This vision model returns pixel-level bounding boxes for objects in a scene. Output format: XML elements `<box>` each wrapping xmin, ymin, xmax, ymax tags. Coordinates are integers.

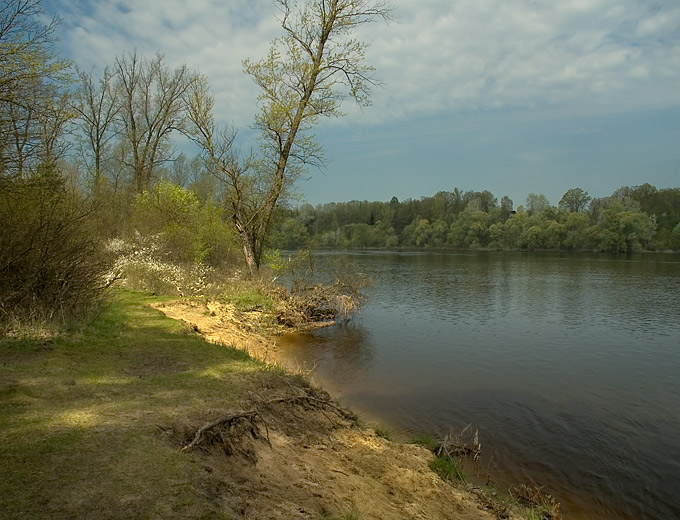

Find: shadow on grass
<box><xmin>0</xmin><ymin>289</ymin><xmax>276</xmax><ymax>520</ymax></box>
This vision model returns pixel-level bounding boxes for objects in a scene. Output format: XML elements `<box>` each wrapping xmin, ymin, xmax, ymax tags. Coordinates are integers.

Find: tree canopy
<box><xmin>267</xmin><ymin>185</ymin><xmax>680</xmax><ymax>253</ymax></box>
<box><xmin>187</xmin><ymin>0</ymin><xmax>393</xmax><ymax>274</ymax></box>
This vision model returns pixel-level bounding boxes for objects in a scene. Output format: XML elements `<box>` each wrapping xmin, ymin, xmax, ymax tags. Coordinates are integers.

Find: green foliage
<box><xmin>0</xmin><ymin>170</ymin><xmax>111</xmax><ymax>328</ymax></box>
<box><xmin>374</xmin><ymin>426</ymin><xmax>392</xmax><ymax>441</ymax></box>
<box><xmin>268</xmin><ymin>184</ymin><xmax>677</xmax><ymax>252</ymax></box>
<box><xmin>672</xmin><ymin>223</ymin><xmax>680</xmax><ymax>251</ymax></box>
<box><xmin>279</xmin><ymin>217</ymin><xmax>310</xmax><ymax>249</ymax></box>
<box><xmin>525</xmin><ymin>193</ymin><xmax>552</xmax><ymax>216</ymax></box>
<box><xmin>262</xmin><ymin>249</ymin><xmax>288</xmax><ymax>273</ymax></box>
<box><xmin>232</xmin><ymin>291</ymin><xmax>274</xmax><ymax>312</ymax></box>
<box><xmin>559</xmin><ymin>188</ymin><xmax>591</xmax><ymax>213</ymax></box>
<box><xmin>429</xmin><ymin>456</ymin><xmax>467</xmax><ymax>484</ymax></box>
<box><xmin>130</xmin><ymin>181</ymin><xmax>237</xmax><ymax>267</ymax></box>
<box><xmin>412</xmin><ymin>433</ymin><xmax>440</xmax><ymax>452</ymax></box>
<box><xmin>596</xmin><ymin>200</ymin><xmax>656</xmax><ymax>252</ymax></box>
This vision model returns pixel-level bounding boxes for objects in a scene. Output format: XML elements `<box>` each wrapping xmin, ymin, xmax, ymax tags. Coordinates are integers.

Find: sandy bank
<box><xmin>152</xmin><ymin>299</ymin><xmax>509</xmax><ymax>520</ymax></box>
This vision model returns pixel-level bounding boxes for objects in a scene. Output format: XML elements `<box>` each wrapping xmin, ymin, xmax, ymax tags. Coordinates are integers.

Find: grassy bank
<box><xmin>1</xmin><ymin>288</ymin><xmax>559</xmax><ymax>520</ymax></box>
<box><xmin>0</xmin><ymin>289</ymin><xmax>278</xmax><ymax>519</ymax></box>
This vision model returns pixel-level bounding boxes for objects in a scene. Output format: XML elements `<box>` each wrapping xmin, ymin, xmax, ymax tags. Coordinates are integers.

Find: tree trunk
<box><xmin>233</xmin><ymin>213</ymin><xmax>258</xmax><ymax>276</ymax></box>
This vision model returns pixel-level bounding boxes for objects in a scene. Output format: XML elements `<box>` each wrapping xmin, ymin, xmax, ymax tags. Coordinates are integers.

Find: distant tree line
<box><xmin>269</xmin><ymin>185</ymin><xmax>680</xmax><ymax>252</ymax></box>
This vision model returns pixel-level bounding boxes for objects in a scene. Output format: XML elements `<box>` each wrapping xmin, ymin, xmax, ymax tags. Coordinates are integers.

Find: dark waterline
<box><xmin>276</xmin><ymin>251</ymin><xmax>680</xmax><ymax>520</ymax></box>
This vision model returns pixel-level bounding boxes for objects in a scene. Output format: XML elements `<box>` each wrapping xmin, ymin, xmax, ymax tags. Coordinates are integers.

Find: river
<box><xmin>276</xmin><ymin>251</ymin><xmax>680</xmax><ymax>520</ymax></box>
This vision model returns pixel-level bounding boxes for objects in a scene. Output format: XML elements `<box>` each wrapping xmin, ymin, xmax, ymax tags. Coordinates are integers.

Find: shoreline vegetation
<box><xmin>1</xmin><ymin>287</ymin><xmax>561</xmax><ymax>520</ymax></box>
<box><xmin>271</xmin><ymin>185</ymin><xmax>680</xmax><ymax>254</ymax></box>
<box><xmin>5</xmin><ymin>3</ymin><xmax>670</xmax><ymax>517</ymax></box>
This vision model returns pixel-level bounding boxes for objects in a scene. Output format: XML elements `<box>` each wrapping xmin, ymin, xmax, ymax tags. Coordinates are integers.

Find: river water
<box><xmin>276</xmin><ymin>251</ymin><xmax>680</xmax><ymax>520</ymax></box>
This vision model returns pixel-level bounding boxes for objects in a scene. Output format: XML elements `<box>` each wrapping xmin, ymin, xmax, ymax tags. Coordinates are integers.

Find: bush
<box><xmin>275</xmin><ymin>252</ymin><xmax>371</xmax><ymax>326</ymax></box>
<box><xmin>0</xmin><ymin>170</ymin><xmax>112</xmax><ymax>328</ymax></box>
<box><xmin>130</xmin><ymin>181</ymin><xmax>238</xmax><ymax>267</ymax></box>
<box><xmin>106</xmin><ymin>233</ymin><xmax>226</xmax><ymax>297</ymax></box>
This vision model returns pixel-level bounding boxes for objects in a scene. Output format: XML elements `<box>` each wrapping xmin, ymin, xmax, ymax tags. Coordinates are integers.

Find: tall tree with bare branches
<box><xmin>0</xmin><ymin>0</ymin><xmax>71</xmax><ymax>177</ymax></box>
<box><xmin>115</xmin><ymin>51</ymin><xmax>199</xmax><ymax>193</ymax></box>
<box><xmin>187</xmin><ymin>0</ymin><xmax>392</xmax><ymax>275</ymax></box>
<box><xmin>73</xmin><ymin>67</ymin><xmax>119</xmax><ymax>198</ymax></box>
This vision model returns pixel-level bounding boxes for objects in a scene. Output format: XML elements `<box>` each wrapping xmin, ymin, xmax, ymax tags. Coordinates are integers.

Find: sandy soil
<box><xmin>153</xmin><ymin>299</ymin><xmax>501</xmax><ymax>520</ymax></box>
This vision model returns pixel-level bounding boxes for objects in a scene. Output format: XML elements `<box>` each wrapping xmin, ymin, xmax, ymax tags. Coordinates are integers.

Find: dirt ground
<box><xmin>153</xmin><ymin>299</ymin><xmax>501</xmax><ymax>520</ymax></box>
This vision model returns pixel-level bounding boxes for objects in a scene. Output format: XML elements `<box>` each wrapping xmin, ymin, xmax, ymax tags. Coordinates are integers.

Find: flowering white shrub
<box><xmin>105</xmin><ymin>233</ymin><xmax>220</xmax><ymax>297</ymax></box>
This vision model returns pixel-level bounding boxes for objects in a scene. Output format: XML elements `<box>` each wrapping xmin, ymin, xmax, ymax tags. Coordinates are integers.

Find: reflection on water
<box><xmin>277</xmin><ymin>251</ymin><xmax>680</xmax><ymax>520</ymax></box>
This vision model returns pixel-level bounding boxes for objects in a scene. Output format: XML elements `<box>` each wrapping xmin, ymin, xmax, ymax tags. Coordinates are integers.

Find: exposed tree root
<box><xmin>180</xmin><ymin>392</ymin><xmax>354</xmax><ymax>454</ymax></box>
<box><xmin>181</xmin><ymin>410</ymin><xmax>261</xmax><ymax>453</ymax></box>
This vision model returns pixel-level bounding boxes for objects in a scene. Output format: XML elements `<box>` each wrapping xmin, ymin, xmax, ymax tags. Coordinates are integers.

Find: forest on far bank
<box><xmin>269</xmin><ymin>185</ymin><xmax>680</xmax><ymax>253</ymax></box>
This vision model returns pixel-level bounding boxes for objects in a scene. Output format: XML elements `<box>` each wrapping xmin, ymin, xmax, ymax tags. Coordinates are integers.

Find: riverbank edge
<box><xmin>152</xmin><ymin>296</ymin><xmax>560</xmax><ymax>520</ymax></box>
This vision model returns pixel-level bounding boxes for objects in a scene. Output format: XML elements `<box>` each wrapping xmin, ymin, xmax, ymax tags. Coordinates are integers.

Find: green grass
<box><xmin>374</xmin><ymin>425</ymin><xmax>392</xmax><ymax>441</ymax></box>
<box><xmin>231</xmin><ymin>290</ymin><xmax>273</xmax><ymax>312</ymax></box>
<box><xmin>0</xmin><ymin>289</ymin><xmax>271</xmax><ymax>520</ymax></box>
<box><xmin>412</xmin><ymin>433</ymin><xmax>440</xmax><ymax>452</ymax></box>
<box><xmin>429</xmin><ymin>455</ymin><xmax>467</xmax><ymax>484</ymax></box>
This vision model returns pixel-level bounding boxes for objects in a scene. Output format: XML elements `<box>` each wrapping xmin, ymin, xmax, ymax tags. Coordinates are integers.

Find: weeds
<box><xmin>511</xmin><ymin>484</ymin><xmax>561</xmax><ymax>520</ymax></box>
<box><xmin>374</xmin><ymin>426</ymin><xmax>392</xmax><ymax>441</ymax></box>
<box><xmin>430</xmin><ymin>455</ymin><xmax>467</xmax><ymax>484</ymax></box>
<box><xmin>412</xmin><ymin>433</ymin><xmax>440</xmax><ymax>452</ymax></box>
<box><xmin>414</xmin><ymin>427</ymin><xmax>560</xmax><ymax>520</ymax></box>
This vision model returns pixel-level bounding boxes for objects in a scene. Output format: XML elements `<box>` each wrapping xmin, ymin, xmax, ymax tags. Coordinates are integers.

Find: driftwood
<box><xmin>180</xmin><ymin>394</ymin><xmax>353</xmax><ymax>453</ymax></box>
<box><xmin>436</xmin><ymin>424</ymin><xmax>482</xmax><ymax>462</ymax></box>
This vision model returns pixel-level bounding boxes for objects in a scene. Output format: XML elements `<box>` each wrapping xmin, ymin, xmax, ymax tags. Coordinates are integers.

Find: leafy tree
<box><xmin>1</xmin><ymin>167</ymin><xmax>111</xmax><ymax>324</ymax></box>
<box><xmin>499</xmin><ymin>195</ymin><xmax>514</xmax><ymax>221</ymax></box>
<box><xmin>671</xmin><ymin>223</ymin><xmax>680</xmax><ymax>251</ymax></box>
<box><xmin>187</xmin><ymin>0</ymin><xmax>393</xmax><ymax>275</ymax></box>
<box><xmin>522</xmin><ymin>225</ymin><xmax>545</xmax><ymax>250</ymax></box>
<box><xmin>558</xmin><ymin>188</ymin><xmax>591</xmax><ymax>213</ymax></box>
<box><xmin>562</xmin><ymin>212</ymin><xmax>593</xmax><ymax>251</ymax></box>
<box><xmin>525</xmin><ymin>193</ymin><xmax>551</xmax><ymax>216</ymax></box>
<box><xmin>279</xmin><ymin>216</ymin><xmax>310</xmax><ymax>249</ymax></box>
<box><xmin>544</xmin><ymin>220</ymin><xmax>566</xmax><ymax>249</ymax></box>
<box><xmin>448</xmin><ymin>207</ymin><xmax>492</xmax><ymax>248</ymax></box>
<box><xmin>597</xmin><ymin>200</ymin><xmax>656</xmax><ymax>253</ymax></box>
<box><xmin>131</xmin><ymin>181</ymin><xmax>236</xmax><ymax>265</ymax></box>
<box><xmin>501</xmin><ymin>207</ymin><xmax>529</xmax><ymax>249</ymax></box>
<box><xmin>412</xmin><ymin>218</ymin><xmax>433</xmax><ymax>247</ymax></box>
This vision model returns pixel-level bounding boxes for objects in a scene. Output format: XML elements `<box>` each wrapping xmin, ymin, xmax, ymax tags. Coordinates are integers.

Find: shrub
<box><xmin>106</xmin><ymin>233</ymin><xmax>225</xmax><ymax>297</ymax></box>
<box><xmin>275</xmin><ymin>252</ymin><xmax>371</xmax><ymax>326</ymax></box>
<box><xmin>130</xmin><ymin>181</ymin><xmax>238</xmax><ymax>267</ymax></box>
<box><xmin>0</xmin><ymin>170</ymin><xmax>112</xmax><ymax>328</ymax></box>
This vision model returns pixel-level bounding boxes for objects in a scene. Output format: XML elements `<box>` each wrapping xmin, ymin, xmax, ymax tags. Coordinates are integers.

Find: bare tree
<box><xmin>187</xmin><ymin>0</ymin><xmax>392</xmax><ymax>275</ymax></box>
<box><xmin>115</xmin><ymin>51</ymin><xmax>198</xmax><ymax>193</ymax></box>
<box><xmin>0</xmin><ymin>0</ymin><xmax>71</xmax><ymax>177</ymax></box>
<box><xmin>73</xmin><ymin>67</ymin><xmax>119</xmax><ymax>198</ymax></box>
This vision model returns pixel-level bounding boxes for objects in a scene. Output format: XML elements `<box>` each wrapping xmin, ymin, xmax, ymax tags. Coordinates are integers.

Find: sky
<box><xmin>43</xmin><ymin>0</ymin><xmax>680</xmax><ymax>208</ymax></box>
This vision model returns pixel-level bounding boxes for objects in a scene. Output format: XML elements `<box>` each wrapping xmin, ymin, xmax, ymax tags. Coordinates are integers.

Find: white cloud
<box><xmin>51</xmin><ymin>0</ymin><xmax>680</xmax><ymax>128</ymax></box>
<box><xmin>348</xmin><ymin>0</ymin><xmax>680</xmax><ymax>122</ymax></box>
